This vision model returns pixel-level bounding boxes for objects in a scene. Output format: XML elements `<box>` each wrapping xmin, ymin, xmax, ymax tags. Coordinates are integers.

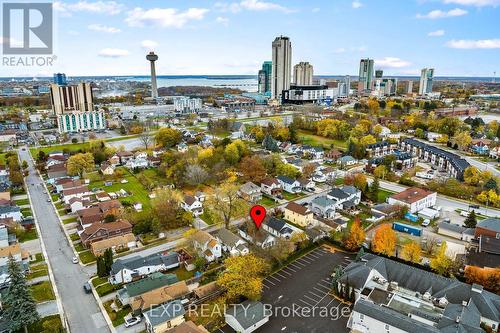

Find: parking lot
<box><xmin>219</xmin><ymin>246</ymin><xmax>354</xmax><ymax>333</ymax></box>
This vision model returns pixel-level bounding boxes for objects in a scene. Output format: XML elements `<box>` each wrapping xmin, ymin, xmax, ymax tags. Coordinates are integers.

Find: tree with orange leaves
<box><xmin>371</xmin><ymin>224</ymin><xmax>397</xmax><ymax>256</ymax></box>
<box><xmin>464</xmin><ymin>266</ymin><xmax>500</xmax><ymax>294</ymax></box>
<box><xmin>343</xmin><ymin>218</ymin><xmax>366</xmax><ymax>251</ymax></box>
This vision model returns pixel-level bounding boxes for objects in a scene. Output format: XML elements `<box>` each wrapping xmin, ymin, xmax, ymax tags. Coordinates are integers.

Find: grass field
<box><xmin>297</xmin><ymin>130</ymin><xmax>348</xmax><ymax>150</ymax></box>
<box><xmin>23</xmin><ymin>315</ymin><xmax>63</xmax><ymax>333</ymax></box>
<box><xmin>88</xmin><ymin>168</ymin><xmax>151</xmax><ymax>208</ymax></box>
<box><xmin>30</xmin><ymin>281</ymin><xmax>55</xmax><ymax>302</ymax></box>
<box><xmin>377</xmin><ymin>189</ymin><xmax>394</xmax><ymax>203</ymax></box>
<box><xmin>15</xmin><ymin>198</ymin><xmax>30</xmax><ymax>206</ymax></box>
<box><xmin>79</xmin><ymin>250</ymin><xmax>96</xmax><ymax>264</ymax></box>
<box><xmin>19</xmin><ymin>229</ymin><xmax>38</xmax><ymax>242</ymax></box>
<box><xmin>258</xmin><ymin>196</ymin><xmax>278</xmax><ymax>207</ymax></box>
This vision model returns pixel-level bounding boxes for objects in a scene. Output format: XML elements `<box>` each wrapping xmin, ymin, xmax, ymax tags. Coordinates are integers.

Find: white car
<box><xmin>460</xmin><ymin>210</ymin><xmax>470</xmax><ymax>217</ymax></box>
<box><xmin>124</xmin><ymin>316</ymin><xmax>141</xmax><ymax>328</ymax></box>
<box><xmin>72</xmin><ymin>257</ymin><xmax>79</xmax><ymax>264</ymax></box>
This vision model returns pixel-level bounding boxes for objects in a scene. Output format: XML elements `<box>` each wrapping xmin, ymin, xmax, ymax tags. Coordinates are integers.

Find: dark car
<box><xmin>83</xmin><ymin>282</ymin><xmax>92</xmax><ymax>294</ymax></box>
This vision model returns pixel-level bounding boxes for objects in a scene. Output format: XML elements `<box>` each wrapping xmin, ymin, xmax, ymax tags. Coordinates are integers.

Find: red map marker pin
<box><xmin>250</xmin><ymin>205</ymin><xmax>266</xmax><ymax>229</ymax></box>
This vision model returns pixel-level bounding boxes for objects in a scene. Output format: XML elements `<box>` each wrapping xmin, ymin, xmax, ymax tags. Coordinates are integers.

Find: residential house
<box><xmin>169</xmin><ymin>321</ymin><xmax>209</xmax><ymax>333</ymax></box>
<box><xmin>262</xmin><ymin>217</ymin><xmax>294</xmax><ymax>240</ymax></box>
<box><xmin>126</xmin><ymin>156</ymin><xmax>149</xmax><ymax>170</ymax></box>
<box><xmin>238</xmin><ymin>182</ymin><xmax>262</xmax><ymax>203</ymax></box>
<box><xmin>438</xmin><ymin>221</ymin><xmax>467</xmax><ymax>240</ymax></box>
<box><xmin>311</xmin><ymin>196</ymin><xmax>336</xmax><ymax>219</ymax></box>
<box><xmin>0</xmin><ymin>243</ymin><xmax>29</xmax><ymax>287</ymax></box>
<box><xmin>131</xmin><ymin>281</ymin><xmax>190</xmax><ymax>314</ymax></box>
<box><xmin>89</xmin><ymin>233</ymin><xmax>136</xmax><ymax>256</ymax></box>
<box><xmin>177</xmin><ymin>142</ymin><xmax>188</xmax><ymax>153</ymax></box>
<box><xmin>191</xmin><ymin>230</ymin><xmax>222</xmax><ymax>262</ymax></box>
<box><xmin>212</xmin><ymin>228</ymin><xmax>249</xmax><ymax>256</ymax></box>
<box><xmin>181</xmin><ymin>195</ymin><xmax>203</xmax><ymax>217</ymax></box>
<box><xmin>230</xmin><ymin>122</ymin><xmax>246</xmax><ymax>139</ymax></box>
<box><xmin>325</xmin><ymin>149</ymin><xmax>342</xmax><ymax>163</ymax></box>
<box><xmin>341</xmin><ymin>253</ymin><xmax>500</xmax><ymax>333</ymax></box>
<box><xmin>471</xmin><ymin>138</ymin><xmax>492</xmax><ymax>155</ymax></box>
<box><xmin>77</xmin><ymin>206</ymin><xmax>103</xmax><ymax>229</ymax></box>
<box><xmin>0</xmin><ymin>206</ymin><xmax>22</xmax><ymax>221</ymax></box>
<box><xmin>489</xmin><ymin>146</ymin><xmax>500</xmax><ymax>160</ymax></box>
<box><xmin>225</xmin><ymin>301</ymin><xmax>270</xmax><ymax>333</ymax></box>
<box><xmin>327</xmin><ymin>185</ymin><xmax>361</xmax><ymax>210</ymax></box>
<box><xmin>388</xmin><ymin>187</ymin><xmax>437</xmax><ymax>213</ymax></box>
<box><xmin>55</xmin><ymin>179</ymin><xmax>82</xmax><ymax>193</ymax></box>
<box><xmin>116</xmin><ymin>151</ymin><xmax>134</xmax><ymax>165</ymax></box>
<box><xmin>80</xmin><ymin>220</ymin><xmax>133</xmax><ymax>247</ymax></box>
<box><xmin>67</xmin><ymin>197</ymin><xmax>92</xmax><ymax>213</ymax></box>
<box><xmin>117</xmin><ymin>272</ymin><xmax>178</xmax><ymax>305</ymax></box>
<box><xmin>365</xmin><ymin>141</ymin><xmax>397</xmax><ymax>158</ymax></box>
<box><xmin>100</xmin><ymin>163</ymin><xmax>115</xmax><ymax>175</ymax></box>
<box><xmin>47</xmin><ymin>163</ymin><xmax>68</xmax><ymax>183</ymax></box>
<box><xmin>297</xmin><ymin>177</ymin><xmax>315</xmax><ymax>192</ymax></box>
<box><xmin>260</xmin><ymin>178</ymin><xmax>282</xmax><ymax>197</ymax></box>
<box><xmin>143</xmin><ymin>300</ymin><xmax>186</xmax><ymax>333</ymax></box>
<box><xmin>46</xmin><ymin>155</ymin><xmax>67</xmax><ymax>169</ymax></box>
<box><xmin>238</xmin><ymin>224</ymin><xmax>276</xmax><ymax>249</ymax></box>
<box><xmin>337</xmin><ymin>155</ymin><xmax>357</xmax><ymax>168</ymax></box>
<box><xmin>284</xmin><ymin>202</ymin><xmax>314</xmax><ymax>227</ymax></box>
<box><xmin>109</xmin><ymin>252</ymin><xmax>180</xmax><ymax>285</ymax></box>
<box><xmin>62</xmin><ymin>185</ymin><xmax>91</xmax><ymax>204</ymax></box>
<box><xmin>276</xmin><ymin>176</ymin><xmax>301</xmax><ymax>194</ymax></box>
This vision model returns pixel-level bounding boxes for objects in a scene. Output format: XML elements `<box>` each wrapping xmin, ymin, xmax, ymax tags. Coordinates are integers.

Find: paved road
<box><xmin>18</xmin><ymin>148</ymin><xmax>110</xmax><ymax>333</ymax></box>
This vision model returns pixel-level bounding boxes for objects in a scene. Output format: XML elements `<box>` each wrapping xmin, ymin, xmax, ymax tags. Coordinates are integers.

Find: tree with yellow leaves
<box><xmin>209</xmin><ymin>182</ymin><xmax>248</xmax><ymax>228</ymax></box>
<box><xmin>217</xmin><ymin>254</ymin><xmax>270</xmax><ymax>302</ymax></box>
<box><xmin>67</xmin><ymin>153</ymin><xmax>94</xmax><ymax>177</ymax></box>
<box><xmin>342</xmin><ymin>218</ymin><xmax>365</xmax><ymax>251</ymax></box>
<box><xmin>401</xmin><ymin>241</ymin><xmax>422</xmax><ymax>263</ymax></box>
<box><xmin>430</xmin><ymin>241</ymin><xmax>452</xmax><ymax>276</ymax></box>
<box><xmin>371</xmin><ymin>224</ymin><xmax>397</xmax><ymax>256</ymax></box>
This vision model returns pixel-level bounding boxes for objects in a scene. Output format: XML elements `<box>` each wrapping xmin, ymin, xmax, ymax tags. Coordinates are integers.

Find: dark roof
<box><xmin>285</xmin><ymin>201</ymin><xmax>310</xmax><ymax>215</ymax></box>
<box><xmin>438</xmin><ymin>222</ymin><xmax>466</xmax><ymax>234</ymax></box>
<box><xmin>144</xmin><ymin>300</ymin><xmax>185</xmax><ymax>326</ymax></box>
<box><xmin>265</xmin><ymin>216</ymin><xmax>287</xmax><ymax>233</ymax></box>
<box><xmin>479</xmin><ymin>235</ymin><xmax>500</xmax><ymax>255</ymax></box>
<box><xmin>477</xmin><ymin>218</ymin><xmax>500</xmax><ymax>233</ymax></box>
<box><xmin>111</xmin><ymin>252</ymin><xmax>179</xmax><ymax>275</ymax></box>
<box><xmin>122</xmin><ymin>272</ymin><xmax>178</xmax><ymax>298</ymax></box>
<box><xmin>277</xmin><ymin>175</ymin><xmax>296</xmax><ymax>185</ymax></box>
<box><xmin>328</xmin><ymin>188</ymin><xmax>350</xmax><ymax>200</ymax></box>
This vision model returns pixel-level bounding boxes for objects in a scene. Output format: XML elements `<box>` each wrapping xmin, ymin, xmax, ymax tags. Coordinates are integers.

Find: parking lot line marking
<box><xmin>297</xmin><ymin>257</ymin><xmax>313</xmax><ymax>264</ymax></box>
<box><xmin>275</xmin><ymin>272</ymin><xmax>288</xmax><ymax>279</ymax></box>
<box><xmin>316</xmin><ymin>284</ymin><xmax>331</xmax><ymax>292</ymax></box>
<box><xmin>322</xmin><ymin>278</ymin><xmax>331</xmax><ymax>283</ymax></box>
<box><xmin>289</xmin><ymin>262</ymin><xmax>304</xmax><ymax>269</ymax></box>
<box><xmin>263</xmin><ymin>284</ymin><xmax>270</xmax><ymax>289</ymax></box>
<box><xmin>303</xmin><ymin>294</ymin><xmax>320</xmax><ymax>303</ymax></box>
<box><xmin>309</xmin><ymin>291</ymin><xmax>324</xmax><ymax>299</ymax></box>
<box><xmin>317</xmin><ymin>282</ymin><xmax>331</xmax><ymax>289</ymax></box>
<box><xmin>279</xmin><ymin>269</ymin><xmax>292</xmax><ymax>276</ymax></box>
<box><xmin>298</xmin><ymin>299</ymin><xmax>313</xmax><ymax>307</ymax></box>
<box><xmin>313</xmin><ymin>291</ymin><xmax>332</xmax><ymax>307</ymax></box>
<box><xmin>318</xmin><ymin>248</ymin><xmax>329</xmax><ymax>253</ymax></box>
<box><xmin>265</xmin><ymin>278</ymin><xmax>276</xmax><ymax>285</ymax></box>
<box><xmin>284</xmin><ymin>266</ymin><xmax>297</xmax><ymax>273</ymax></box>
<box><xmin>313</xmin><ymin>286</ymin><xmax>328</xmax><ymax>293</ymax></box>
<box><xmin>268</xmin><ymin>275</ymin><xmax>281</xmax><ymax>283</ymax></box>
<box><xmin>307</xmin><ymin>252</ymin><xmax>321</xmax><ymax>259</ymax></box>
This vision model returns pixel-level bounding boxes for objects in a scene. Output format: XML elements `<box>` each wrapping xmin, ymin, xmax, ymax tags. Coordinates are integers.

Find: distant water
<box><xmin>134</xmin><ymin>76</ymin><xmax>258</xmax><ymax>92</ymax></box>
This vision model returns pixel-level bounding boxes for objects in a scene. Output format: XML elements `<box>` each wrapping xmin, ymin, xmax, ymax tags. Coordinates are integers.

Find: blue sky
<box><xmin>2</xmin><ymin>0</ymin><xmax>500</xmax><ymax>77</ymax></box>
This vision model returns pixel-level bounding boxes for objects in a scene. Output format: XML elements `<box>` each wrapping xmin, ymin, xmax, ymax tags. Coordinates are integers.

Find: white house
<box><xmin>327</xmin><ymin>185</ymin><xmax>362</xmax><ymax>210</ymax></box>
<box><xmin>100</xmin><ymin>163</ymin><xmax>115</xmax><ymax>175</ymax></box>
<box><xmin>262</xmin><ymin>217</ymin><xmax>295</xmax><ymax>240</ymax></box>
<box><xmin>191</xmin><ymin>230</ymin><xmax>222</xmax><ymax>262</ymax></box>
<box><xmin>238</xmin><ymin>225</ymin><xmax>276</xmax><ymax>249</ymax></box>
<box><xmin>67</xmin><ymin>197</ymin><xmax>92</xmax><ymax>213</ymax></box>
<box><xmin>125</xmin><ymin>157</ymin><xmax>148</xmax><ymax>170</ymax></box>
<box><xmin>225</xmin><ymin>301</ymin><xmax>270</xmax><ymax>333</ymax></box>
<box><xmin>388</xmin><ymin>187</ymin><xmax>437</xmax><ymax>213</ymax></box>
<box><xmin>311</xmin><ymin>196</ymin><xmax>336</xmax><ymax>219</ymax></box>
<box><xmin>276</xmin><ymin>176</ymin><xmax>301</xmax><ymax>194</ymax></box>
<box><xmin>238</xmin><ymin>182</ymin><xmax>262</xmax><ymax>203</ymax></box>
<box><xmin>0</xmin><ymin>206</ymin><xmax>22</xmax><ymax>222</ymax></box>
<box><xmin>62</xmin><ymin>186</ymin><xmax>92</xmax><ymax>204</ymax></box>
<box><xmin>181</xmin><ymin>195</ymin><xmax>203</xmax><ymax>217</ymax></box>
<box><xmin>260</xmin><ymin>178</ymin><xmax>282</xmax><ymax>197</ymax></box>
<box><xmin>213</xmin><ymin>228</ymin><xmax>249</xmax><ymax>256</ymax></box>
<box><xmin>109</xmin><ymin>252</ymin><xmax>180</xmax><ymax>285</ymax></box>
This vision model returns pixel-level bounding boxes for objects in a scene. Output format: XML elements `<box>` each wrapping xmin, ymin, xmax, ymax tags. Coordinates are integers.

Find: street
<box><xmin>18</xmin><ymin>148</ymin><xmax>110</xmax><ymax>333</ymax></box>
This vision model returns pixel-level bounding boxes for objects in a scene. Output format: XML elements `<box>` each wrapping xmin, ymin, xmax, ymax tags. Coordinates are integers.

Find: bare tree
<box><xmin>424</xmin><ymin>237</ymin><xmax>438</xmax><ymax>255</ymax></box>
<box><xmin>185</xmin><ymin>164</ymin><xmax>209</xmax><ymax>186</ymax></box>
<box><xmin>139</xmin><ymin>132</ymin><xmax>152</xmax><ymax>150</ymax></box>
<box><xmin>209</xmin><ymin>182</ymin><xmax>246</xmax><ymax>228</ymax></box>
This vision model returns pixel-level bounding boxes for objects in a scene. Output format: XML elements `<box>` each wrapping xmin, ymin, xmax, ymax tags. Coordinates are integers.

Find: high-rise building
<box><xmin>271</xmin><ymin>36</ymin><xmax>292</xmax><ymax>100</ymax></box>
<box><xmin>419</xmin><ymin>68</ymin><xmax>434</xmax><ymax>95</ymax></box>
<box><xmin>344</xmin><ymin>75</ymin><xmax>351</xmax><ymax>96</ymax></box>
<box><xmin>405</xmin><ymin>81</ymin><xmax>413</xmax><ymax>94</ymax></box>
<box><xmin>375</xmin><ymin>69</ymin><xmax>383</xmax><ymax>79</ymax></box>
<box><xmin>258</xmin><ymin>61</ymin><xmax>272</xmax><ymax>95</ymax></box>
<box><xmin>50</xmin><ymin>82</ymin><xmax>106</xmax><ymax>133</ymax></box>
<box><xmin>358</xmin><ymin>58</ymin><xmax>374</xmax><ymax>94</ymax></box>
<box><xmin>146</xmin><ymin>52</ymin><xmax>159</xmax><ymax>99</ymax></box>
<box><xmin>53</xmin><ymin>73</ymin><xmax>67</xmax><ymax>86</ymax></box>
<box><xmin>293</xmin><ymin>62</ymin><xmax>313</xmax><ymax>85</ymax></box>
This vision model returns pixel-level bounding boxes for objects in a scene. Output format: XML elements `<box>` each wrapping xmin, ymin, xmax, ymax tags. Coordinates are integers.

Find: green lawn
<box><xmin>51</xmin><ymin>194</ymin><xmax>60</xmax><ymax>201</ymax></box>
<box><xmin>103</xmin><ymin>300</ymin><xmax>131</xmax><ymax>327</ymax></box>
<box><xmin>27</xmin><ymin>266</ymin><xmax>49</xmax><ymax>279</ymax></box>
<box><xmin>258</xmin><ymin>196</ymin><xmax>278</xmax><ymax>207</ymax></box>
<box><xmin>19</xmin><ymin>314</ymin><xmax>63</xmax><ymax>333</ymax></box>
<box><xmin>30</xmin><ymin>253</ymin><xmax>44</xmax><ymax>264</ymax></box>
<box><xmin>19</xmin><ymin>228</ymin><xmax>38</xmax><ymax>242</ymax></box>
<box><xmin>63</xmin><ymin>216</ymin><xmax>78</xmax><ymax>224</ymax></box>
<box><xmin>173</xmin><ymin>266</ymin><xmax>195</xmax><ymax>281</ymax></box>
<box><xmin>69</xmin><ymin>233</ymin><xmax>80</xmax><ymax>241</ymax></box>
<box><xmin>92</xmin><ymin>276</ymin><xmax>109</xmax><ymax>287</ymax></box>
<box><xmin>282</xmin><ymin>192</ymin><xmax>302</xmax><ymax>201</ymax></box>
<box><xmin>15</xmin><ymin>198</ymin><xmax>30</xmax><ymax>206</ymax></box>
<box><xmin>199</xmin><ymin>210</ymin><xmax>216</xmax><ymax>225</ymax></box>
<box><xmin>79</xmin><ymin>250</ymin><xmax>96</xmax><ymax>264</ymax></box>
<box><xmin>74</xmin><ymin>242</ymin><xmax>86</xmax><ymax>252</ymax></box>
<box><xmin>297</xmin><ymin>129</ymin><xmax>348</xmax><ymax>150</ymax></box>
<box><xmin>88</xmin><ymin>168</ymin><xmax>151</xmax><ymax>208</ymax></box>
<box><xmin>96</xmin><ymin>282</ymin><xmax>117</xmax><ymax>297</ymax></box>
<box><xmin>377</xmin><ymin>189</ymin><xmax>394</xmax><ymax>203</ymax></box>
<box><xmin>21</xmin><ymin>207</ymin><xmax>32</xmax><ymax>216</ymax></box>
<box><xmin>30</xmin><ymin>281</ymin><xmax>55</xmax><ymax>302</ymax></box>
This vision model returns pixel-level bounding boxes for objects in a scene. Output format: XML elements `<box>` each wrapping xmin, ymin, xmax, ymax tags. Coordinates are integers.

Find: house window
<box><xmin>360</xmin><ymin>314</ymin><xmax>364</xmax><ymax>320</ymax></box>
<box><xmin>385</xmin><ymin>324</ymin><xmax>390</xmax><ymax>330</ymax></box>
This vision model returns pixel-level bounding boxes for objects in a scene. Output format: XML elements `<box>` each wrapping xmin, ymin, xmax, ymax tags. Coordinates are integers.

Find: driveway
<box><xmin>18</xmin><ymin>148</ymin><xmax>110</xmax><ymax>333</ymax></box>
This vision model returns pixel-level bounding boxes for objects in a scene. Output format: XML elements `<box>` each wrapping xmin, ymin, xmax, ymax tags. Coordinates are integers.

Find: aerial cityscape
<box><xmin>0</xmin><ymin>1</ymin><xmax>499</xmax><ymax>333</ymax></box>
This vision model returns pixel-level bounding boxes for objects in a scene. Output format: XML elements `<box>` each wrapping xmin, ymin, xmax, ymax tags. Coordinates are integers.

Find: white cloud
<box><xmin>54</xmin><ymin>1</ymin><xmax>124</xmax><ymax>15</ymax></box>
<box><xmin>446</xmin><ymin>39</ymin><xmax>500</xmax><ymax>49</ymax></box>
<box><xmin>88</xmin><ymin>24</ymin><xmax>121</xmax><ymax>33</ymax></box>
<box><xmin>443</xmin><ymin>0</ymin><xmax>500</xmax><ymax>7</ymax></box>
<box><xmin>141</xmin><ymin>40</ymin><xmax>158</xmax><ymax>50</ymax></box>
<box><xmin>215</xmin><ymin>0</ymin><xmax>295</xmax><ymax>13</ymax></box>
<box><xmin>312</xmin><ymin>7</ymin><xmax>320</xmax><ymax>12</ymax></box>
<box><xmin>428</xmin><ymin>29</ymin><xmax>445</xmax><ymax>36</ymax></box>
<box><xmin>352</xmin><ymin>1</ymin><xmax>363</xmax><ymax>9</ymax></box>
<box><xmin>375</xmin><ymin>57</ymin><xmax>412</xmax><ymax>68</ymax></box>
<box><xmin>216</xmin><ymin>16</ymin><xmax>229</xmax><ymax>25</ymax></box>
<box><xmin>125</xmin><ymin>7</ymin><xmax>209</xmax><ymax>28</ymax></box>
<box><xmin>333</xmin><ymin>48</ymin><xmax>346</xmax><ymax>54</ymax></box>
<box><xmin>416</xmin><ymin>8</ymin><xmax>467</xmax><ymax>18</ymax></box>
<box><xmin>98</xmin><ymin>48</ymin><xmax>129</xmax><ymax>57</ymax></box>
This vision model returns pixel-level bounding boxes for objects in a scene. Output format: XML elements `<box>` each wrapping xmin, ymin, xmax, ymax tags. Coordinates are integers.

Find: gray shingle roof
<box><xmin>438</xmin><ymin>222</ymin><xmax>466</xmax><ymax>234</ymax></box>
<box><xmin>144</xmin><ymin>300</ymin><xmax>185</xmax><ymax>326</ymax></box>
<box><xmin>111</xmin><ymin>252</ymin><xmax>179</xmax><ymax>275</ymax></box>
<box><xmin>225</xmin><ymin>301</ymin><xmax>267</xmax><ymax>330</ymax></box>
<box><xmin>477</xmin><ymin>217</ymin><xmax>500</xmax><ymax>233</ymax></box>
<box><xmin>328</xmin><ymin>188</ymin><xmax>350</xmax><ymax>200</ymax></box>
<box><xmin>312</xmin><ymin>196</ymin><xmax>335</xmax><ymax>207</ymax></box>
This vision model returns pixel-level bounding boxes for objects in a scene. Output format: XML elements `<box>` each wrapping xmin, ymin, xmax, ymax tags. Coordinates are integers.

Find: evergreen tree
<box><xmin>96</xmin><ymin>256</ymin><xmax>107</xmax><ymax>278</ymax></box>
<box><xmin>369</xmin><ymin>177</ymin><xmax>380</xmax><ymax>202</ymax></box>
<box><xmin>464</xmin><ymin>210</ymin><xmax>477</xmax><ymax>228</ymax></box>
<box><xmin>484</xmin><ymin>178</ymin><xmax>497</xmax><ymax>191</ymax></box>
<box><xmin>104</xmin><ymin>248</ymin><xmax>114</xmax><ymax>275</ymax></box>
<box><xmin>262</xmin><ymin>134</ymin><xmax>279</xmax><ymax>152</ymax></box>
<box><xmin>4</xmin><ymin>255</ymin><xmax>39</xmax><ymax>333</ymax></box>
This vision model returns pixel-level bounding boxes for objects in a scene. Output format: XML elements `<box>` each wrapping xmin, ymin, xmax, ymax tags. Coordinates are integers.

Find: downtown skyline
<box><xmin>1</xmin><ymin>0</ymin><xmax>499</xmax><ymax>77</ymax></box>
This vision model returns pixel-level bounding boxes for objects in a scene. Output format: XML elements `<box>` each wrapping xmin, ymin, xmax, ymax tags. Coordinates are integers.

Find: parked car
<box><xmin>460</xmin><ymin>210</ymin><xmax>469</xmax><ymax>217</ymax></box>
<box><xmin>124</xmin><ymin>317</ymin><xmax>141</xmax><ymax>328</ymax></box>
<box><xmin>83</xmin><ymin>282</ymin><xmax>92</xmax><ymax>294</ymax></box>
<box><xmin>422</xmin><ymin>219</ymin><xmax>431</xmax><ymax>227</ymax></box>
<box><xmin>72</xmin><ymin>257</ymin><xmax>79</xmax><ymax>264</ymax></box>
